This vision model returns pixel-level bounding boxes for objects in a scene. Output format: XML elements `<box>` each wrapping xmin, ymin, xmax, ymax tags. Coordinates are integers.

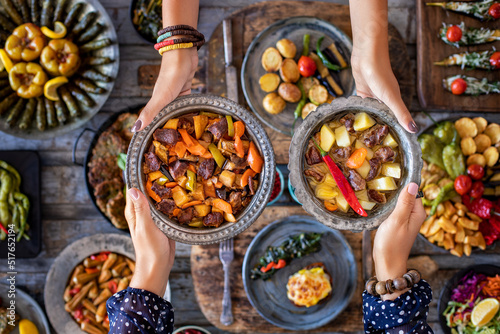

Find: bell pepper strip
<box><xmin>208</xmin><ymin>143</ymin><xmax>225</xmax><ymax>168</ymax></box>
<box><xmin>178</xmin><ymin>128</ymin><xmax>195</xmax><ymax>147</ymax></box>
<box><xmin>146</xmin><ymin>179</ymin><xmax>161</xmax><ymax>202</ymax></box>
<box><xmin>324</xmin><ymin>201</ymin><xmax>338</xmax><ymax>212</ymax></box>
<box><xmin>274</xmin><ymin>259</ymin><xmax>286</xmax><ymax>269</ymax></box>
<box><xmin>248</xmin><ymin>142</ymin><xmax>264</xmax><ymax>173</ymax></box>
<box><xmin>260</xmin><ymin>259</ymin><xmax>287</xmax><ymax>273</ymax></box>
<box><xmin>346</xmin><ymin>148</ymin><xmax>367</xmax><ymax>169</ymax></box>
<box><xmin>312</xmin><ymin>137</ymin><xmax>367</xmax><ymax>217</ymax></box>
<box><xmin>241</xmin><ymin>169</ymin><xmax>257</xmax><ymax>187</ymax></box>
<box><xmin>186</xmin><ymin>170</ymin><xmax>196</xmax><ymax>191</ymax></box>
<box><xmin>292</xmin><ymin>82</ymin><xmax>307</xmax><ymax>135</ymax></box>
<box><xmin>226</xmin><ymin>116</ymin><xmax>234</xmax><ymax>137</ymax></box>
<box><xmin>234</xmin><ymin>136</ymin><xmax>245</xmax><ymax>158</ymax></box>
<box><xmin>156</xmin><ymin>176</ymin><xmax>169</xmax><ymax>186</ymax></box>
<box><xmin>302</xmin><ymin>34</ymin><xmax>310</xmax><ymax>56</ymax></box>
<box><xmin>316</xmin><ymin>36</ymin><xmax>341</xmax><ymax>71</ymax></box>
<box><xmin>234</xmin><ymin>121</ymin><xmax>245</xmax><ymax>138</ymax></box>
<box><xmin>212</xmin><ymin>198</ymin><xmax>233</xmax><ymax>214</ymax></box>
<box><xmin>260</xmin><ymin>261</ymin><xmax>274</xmax><ymax>273</ymax></box>
<box><xmin>148</xmin><ymin>170</ymin><xmax>165</xmax><ymax>182</ymax></box>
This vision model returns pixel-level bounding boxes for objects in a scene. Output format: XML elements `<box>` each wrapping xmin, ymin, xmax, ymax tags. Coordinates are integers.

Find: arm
<box><xmin>132</xmin><ymin>0</ymin><xmax>200</xmax><ymax>132</ymax></box>
<box><xmin>349</xmin><ymin>0</ymin><xmax>418</xmax><ymax>133</ymax></box>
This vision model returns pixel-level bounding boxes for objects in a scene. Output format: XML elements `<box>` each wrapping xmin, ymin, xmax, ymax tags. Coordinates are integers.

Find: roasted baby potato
<box><xmin>308</xmin><ymin>84</ymin><xmax>328</xmax><ymax>105</ymax></box>
<box><xmin>259</xmin><ymin>73</ymin><xmax>280</xmax><ymax>92</ymax></box>
<box><xmin>301</xmin><ymin>102</ymin><xmax>317</xmax><ymax>119</ymax></box>
<box><xmin>460</xmin><ymin>137</ymin><xmax>476</xmax><ymax>156</ymax></box>
<box><xmin>485</xmin><ymin>123</ymin><xmax>500</xmax><ymax>144</ymax></box>
<box><xmin>455</xmin><ymin>118</ymin><xmax>477</xmax><ymax>139</ymax></box>
<box><xmin>474</xmin><ymin>134</ymin><xmax>491</xmax><ymax>153</ymax></box>
<box><xmin>278</xmin><ymin>82</ymin><xmax>301</xmax><ymax>103</ymax></box>
<box><xmin>263</xmin><ymin>92</ymin><xmax>286</xmax><ymax>114</ymax></box>
<box><xmin>279</xmin><ymin>58</ymin><xmax>300</xmax><ymax>83</ymax></box>
<box><xmin>300</xmin><ymin>76</ymin><xmax>320</xmax><ymax>94</ymax></box>
<box><xmin>261</xmin><ymin>47</ymin><xmax>282</xmax><ymax>72</ymax></box>
<box><xmin>276</xmin><ymin>38</ymin><xmax>297</xmax><ymax>58</ymax></box>
<box><xmin>473</xmin><ymin>117</ymin><xmax>488</xmax><ymax>134</ymax></box>
<box><xmin>466</xmin><ymin>153</ymin><xmax>486</xmax><ymax>167</ymax></box>
<box><xmin>484</xmin><ymin>146</ymin><xmax>499</xmax><ymax>167</ymax></box>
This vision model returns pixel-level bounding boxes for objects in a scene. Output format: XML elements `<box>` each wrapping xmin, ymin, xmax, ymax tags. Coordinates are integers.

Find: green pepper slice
<box><xmin>208</xmin><ymin>143</ymin><xmax>225</xmax><ymax>168</ymax></box>
<box><xmin>186</xmin><ymin>170</ymin><xmax>196</xmax><ymax>192</ymax></box>
<box><xmin>226</xmin><ymin>115</ymin><xmax>234</xmax><ymax>137</ymax></box>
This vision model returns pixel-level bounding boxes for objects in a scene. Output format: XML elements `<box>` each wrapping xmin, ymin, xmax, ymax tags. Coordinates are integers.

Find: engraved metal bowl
<box><xmin>126</xmin><ymin>94</ymin><xmax>276</xmax><ymax>245</ymax></box>
<box><xmin>289</xmin><ymin>96</ymin><xmax>422</xmax><ymax>232</ymax></box>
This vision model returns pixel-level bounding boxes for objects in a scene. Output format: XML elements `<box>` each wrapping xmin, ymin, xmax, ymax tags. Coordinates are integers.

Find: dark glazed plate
<box><xmin>241</xmin><ymin>16</ymin><xmax>355</xmax><ymax>136</ymax></box>
<box><xmin>242</xmin><ymin>215</ymin><xmax>357</xmax><ymax>330</ymax></box>
<box><xmin>0</xmin><ymin>151</ymin><xmax>41</xmax><ymax>258</ymax></box>
<box><xmin>438</xmin><ymin>264</ymin><xmax>500</xmax><ymax>334</ymax></box>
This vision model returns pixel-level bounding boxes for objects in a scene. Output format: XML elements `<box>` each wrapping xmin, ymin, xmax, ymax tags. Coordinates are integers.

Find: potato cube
<box><xmin>353</xmin><ymin>112</ymin><xmax>376</xmax><ymax>132</ymax></box>
<box><xmin>335</xmin><ymin>125</ymin><xmax>351</xmax><ymax>147</ymax></box>
<box><xmin>355</xmin><ymin>140</ymin><xmax>374</xmax><ymax>159</ymax></box>
<box><xmin>381</xmin><ymin>163</ymin><xmax>401</xmax><ymax>179</ymax></box>
<box><xmin>193</xmin><ymin>115</ymin><xmax>209</xmax><ymax>139</ymax></box>
<box><xmin>382</xmin><ymin>133</ymin><xmax>398</xmax><ymax>148</ymax></box>
<box><xmin>224</xmin><ymin>212</ymin><xmax>237</xmax><ymax>223</ymax></box>
<box><xmin>359</xmin><ymin>200</ymin><xmax>376</xmax><ymax>210</ymax></box>
<box><xmin>194</xmin><ymin>204</ymin><xmax>211</xmax><ymax>217</ymax></box>
<box><xmin>219</xmin><ymin>170</ymin><xmax>236</xmax><ymax>188</ymax></box>
<box><xmin>355</xmin><ymin>189</ymin><xmax>369</xmax><ymax>201</ymax></box>
<box><xmin>336</xmin><ymin>193</ymin><xmax>350</xmax><ymax>212</ymax></box>
<box><xmin>163</xmin><ymin>118</ymin><xmax>179</xmax><ymax>129</ymax></box>
<box><xmin>355</xmin><ymin>160</ymin><xmax>370</xmax><ymax>179</ymax></box>
<box><xmin>172</xmin><ymin>187</ymin><xmax>190</xmax><ymax>207</ymax></box>
<box><xmin>367</xmin><ymin>177</ymin><xmax>397</xmax><ymax>191</ymax></box>
<box><xmin>320</xmin><ymin>124</ymin><xmax>336</xmax><ymax>152</ymax></box>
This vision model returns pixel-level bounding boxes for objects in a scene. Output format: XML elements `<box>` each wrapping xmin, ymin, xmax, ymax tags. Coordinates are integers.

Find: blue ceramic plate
<box><xmin>242</xmin><ymin>215</ymin><xmax>357</xmax><ymax>330</ymax></box>
<box><xmin>241</xmin><ymin>16</ymin><xmax>355</xmax><ymax>136</ymax></box>
<box><xmin>438</xmin><ymin>264</ymin><xmax>500</xmax><ymax>334</ymax></box>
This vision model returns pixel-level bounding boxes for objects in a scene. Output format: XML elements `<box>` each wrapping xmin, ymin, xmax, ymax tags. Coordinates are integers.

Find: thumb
<box><xmin>389</xmin><ymin>182</ymin><xmax>420</xmax><ymax>225</ymax></box>
<box><xmin>125</xmin><ymin>188</ymin><xmax>152</xmax><ymax>232</ymax></box>
<box><xmin>131</xmin><ymin>86</ymin><xmax>176</xmax><ymax>133</ymax></box>
<box><xmin>380</xmin><ymin>86</ymin><xmax>418</xmax><ymax>134</ymax></box>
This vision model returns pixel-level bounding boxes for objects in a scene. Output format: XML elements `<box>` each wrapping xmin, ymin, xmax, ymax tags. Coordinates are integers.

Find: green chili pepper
<box><xmin>0</xmin><ymin>169</ymin><xmax>13</xmax><ymax>202</ymax></box>
<box><xmin>291</xmin><ymin>82</ymin><xmax>307</xmax><ymax>135</ymax></box>
<box><xmin>226</xmin><ymin>116</ymin><xmax>234</xmax><ymax>137</ymax></box>
<box><xmin>443</xmin><ymin>132</ymin><xmax>466</xmax><ymax>179</ymax></box>
<box><xmin>430</xmin><ymin>182</ymin><xmax>455</xmax><ymax>216</ymax></box>
<box><xmin>316</xmin><ymin>36</ymin><xmax>341</xmax><ymax>71</ymax></box>
<box><xmin>421</xmin><ymin>197</ymin><xmax>433</xmax><ymax>206</ymax></box>
<box><xmin>418</xmin><ymin>134</ymin><xmax>445</xmax><ymax>170</ymax></box>
<box><xmin>423</xmin><ymin>111</ymin><xmax>458</xmax><ymax>145</ymax></box>
<box><xmin>302</xmin><ymin>34</ymin><xmax>310</xmax><ymax>56</ymax></box>
<box><xmin>208</xmin><ymin>144</ymin><xmax>225</xmax><ymax>168</ymax></box>
<box><xmin>186</xmin><ymin>170</ymin><xmax>196</xmax><ymax>192</ymax></box>
<box><xmin>16</xmin><ymin>204</ymin><xmax>26</xmax><ymax>241</ymax></box>
<box><xmin>14</xmin><ymin>192</ymin><xmax>29</xmax><ymax>211</ymax></box>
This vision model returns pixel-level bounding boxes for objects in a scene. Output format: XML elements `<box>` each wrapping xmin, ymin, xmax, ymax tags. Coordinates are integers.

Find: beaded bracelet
<box><xmin>365</xmin><ymin>269</ymin><xmax>421</xmax><ymax>296</ymax></box>
<box><xmin>157</xmin><ymin>24</ymin><xmax>198</xmax><ymax>36</ymax></box>
<box><xmin>155</xmin><ymin>25</ymin><xmax>205</xmax><ymax>55</ymax></box>
<box><xmin>158</xmin><ymin>41</ymin><xmax>205</xmax><ymax>56</ymax></box>
<box><xmin>157</xmin><ymin>29</ymin><xmax>205</xmax><ymax>43</ymax></box>
<box><xmin>154</xmin><ymin>37</ymin><xmax>199</xmax><ymax>51</ymax></box>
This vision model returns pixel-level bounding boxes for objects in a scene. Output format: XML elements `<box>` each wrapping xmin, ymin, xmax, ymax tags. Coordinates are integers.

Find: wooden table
<box><xmin>0</xmin><ymin>1</ymin><xmax>498</xmax><ymax>333</ymax></box>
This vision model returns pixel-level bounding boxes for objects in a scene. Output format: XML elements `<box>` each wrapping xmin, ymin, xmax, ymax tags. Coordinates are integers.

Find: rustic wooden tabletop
<box><xmin>0</xmin><ymin>1</ymin><xmax>499</xmax><ymax>333</ymax></box>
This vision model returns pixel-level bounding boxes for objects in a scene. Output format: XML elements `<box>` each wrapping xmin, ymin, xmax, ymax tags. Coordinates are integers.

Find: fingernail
<box><xmin>131</xmin><ymin>120</ymin><xmax>142</xmax><ymax>133</ymax></box>
<box><xmin>408</xmin><ymin>183</ymin><xmax>419</xmax><ymax>196</ymax></box>
<box><xmin>129</xmin><ymin>188</ymin><xmax>140</xmax><ymax>200</ymax></box>
<box><xmin>408</xmin><ymin>121</ymin><xmax>419</xmax><ymax>133</ymax></box>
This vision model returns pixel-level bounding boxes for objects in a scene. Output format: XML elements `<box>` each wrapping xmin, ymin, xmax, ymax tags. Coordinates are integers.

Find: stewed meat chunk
<box><xmin>332</xmin><ymin>147</ymin><xmax>352</xmax><ymax>162</ymax></box>
<box><xmin>340</xmin><ymin>114</ymin><xmax>355</xmax><ymax>133</ymax></box>
<box><xmin>306</xmin><ymin>146</ymin><xmax>322</xmax><ymax>165</ymax></box>
<box><xmin>348</xmin><ymin>170</ymin><xmax>366</xmax><ymax>191</ymax></box>
<box><xmin>229</xmin><ymin>191</ymin><xmax>243</xmax><ymax>213</ymax></box>
<box><xmin>368</xmin><ymin>189</ymin><xmax>387</xmax><ymax>204</ymax></box>
<box><xmin>198</xmin><ymin>159</ymin><xmax>215</xmax><ymax>180</ymax></box>
<box><xmin>374</xmin><ymin>146</ymin><xmax>395</xmax><ymax>163</ymax></box>
<box><xmin>361</xmin><ymin>124</ymin><xmax>389</xmax><ymax>148</ymax></box>
<box><xmin>143</xmin><ymin>152</ymin><xmax>160</xmax><ymax>173</ymax></box>
<box><xmin>305</xmin><ymin>169</ymin><xmax>325</xmax><ymax>182</ymax></box>
<box><xmin>169</xmin><ymin>160</ymin><xmax>189</xmax><ymax>180</ymax></box>
<box><xmin>207</xmin><ymin>117</ymin><xmax>228</xmax><ymax>140</ymax></box>
<box><xmin>178</xmin><ymin>207</ymin><xmax>196</xmax><ymax>224</ymax></box>
<box><xmin>157</xmin><ymin>199</ymin><xmax>176</xmax><ymax>216</ymax></box>
<box><xmin>153</xmin><ymin>128</ymin><xmax>180</xmax><ymax>146</ymax></box>
<box><xmin>203</xmin><ymin>212</ymin><xmax>224</xmax><ymax>227</ymax></box>
<box><xmin>178</xmin><ymin>117</ymin><xmax>195</xmax><ymax>135</ymax></box>
<box><xmin>366</xmin><ymin>158</ymin><xmax>381</xmax><ymax>182</ymax></box>
<box><xmin>151</xmin><ymin>182</ymin><xmax>172</xmax><ymax>199</ymax></box>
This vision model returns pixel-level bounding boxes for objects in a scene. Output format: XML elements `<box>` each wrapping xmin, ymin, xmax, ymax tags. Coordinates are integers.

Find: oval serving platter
<box><xmin>242</xmin><ymin>215</ymin><xmax>357</xmax><ymax>331</ymax></box>
<box><xmin>241</xmin><ymin>16</ymin><xmax>355</xmax><ymax>136</ymax></box>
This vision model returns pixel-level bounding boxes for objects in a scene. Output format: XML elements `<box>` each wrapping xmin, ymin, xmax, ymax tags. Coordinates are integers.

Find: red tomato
<box><xmin>108</xmin><ymin>280</ymin><xmax>118</xmax><ymax>294</ymax></box>
<box><xmin>489</xmin><ymin>3</ymin><xmax>500</xmax><ymax>19</ymax></box>
<box><xmin>446</xmin><ymin>25</ymin><xmax>462</xmax><ymax>42</ymax></box>
<box><xmin>467</xmin><ymin>164</ymin><xmax>485</xmax><ymax>180</ymax></box>
<box><xmin>490</xmin><ymin>51</ymin><xmax>500</xmax><ymax>69</ymax></box>
<box><xmin>451</xmin><ymin>78</ymin><xmax>467</xmax><ymax>95</ymax></box>
<box><xmin>298</xmin><ymin>55</ymin><xmax>317</xmax><ymax>77</ymax></box>
<box><xmin>454</xmin><ymin>175</ymin><xmax>472</xmax><ymax>195</ymax></box>
<box><xmin>470</xmin><ymin>181</ymin><xmax>485</xmax><ymax>199</ymax></box>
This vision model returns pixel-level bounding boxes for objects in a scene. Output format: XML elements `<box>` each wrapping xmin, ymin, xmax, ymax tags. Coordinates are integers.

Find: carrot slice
<box><xmin>178</xmin><ymin>128</ymin><xmax>196</xmax><ymax>147</ymax></box>
<box><xmin>174</xmin><ymin>141</ymin><xmax>187</xmax><ymax>158</ymax></box>
<box><xmin>324</xmin><ymin>201</ymin><xmax>338</xmax><ymax>212</ymax></box>
<box><xmin>146</xmin><ymin>179</ymin><xmax>161</xmax><ymax>202</ymax></box>
<box><xmin>241</xmin><ymin>169</ymin><xmax>257</xmax><ymax>187</ymax></box>
<box><xmin>235</xmin><ymin>136</ymin><xmax>245</xmax><ymax>158</ymax></box>
<box><xmin>164</xmin><ymin>182</ymin><xmax>178</xmax><ymax>188</ymax></box>
<box><xmin>172</xmin><ymin>208</ymin><xmax>181</xmax><ymax>217</ymax></box>
<box><xmin>212</xmin><ymin>198</ymin><xmax>233</xmax><ymax>214</ymax></box>
<box><xmin>186</xmin><ymin>143</ymin><xmax>207</xmax><ymax>156</ymax></box>
<box><xmin>247</xmin><ymin>142</ymin><xmax>263</xmax><ymax>173</ymax></box>
<box><xmin>346</xmin><ymin>148</ymin><xmax>367</xmax><ymax>169</ymax></box>
<box><xmin>234</xmin><ymin>121</ymin><xmax>245</xmax><ymax>138</ymax></box>
<box><xmin>181</xmin><ymin>200</ymin><xmax>203</xmax><ymax>209</ymax></box>
<box><xmin>188</xmin><ymin>164</ymin><xmax>196</xmax><ymax>173</ymax></box>
<box><xmin>201</xmin><ymin>151</ymin><xmax>213</xmax><ymax>159</ymax></box>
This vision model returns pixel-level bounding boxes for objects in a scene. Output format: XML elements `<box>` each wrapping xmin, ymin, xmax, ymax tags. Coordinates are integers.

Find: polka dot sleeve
<box><xmin>106</xmin><ymin>287</ymin><xmax>174</xmax><ymax>334</ymax></box>
<box><xmin>362</xmin><ymin>280</ymin><xmax>433</xmax><ymax>334</ymax></box>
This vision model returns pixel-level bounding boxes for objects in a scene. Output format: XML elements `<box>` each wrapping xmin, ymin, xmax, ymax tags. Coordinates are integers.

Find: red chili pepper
<box><xmin>311</xmin><ymin>137</ymin><xmax>367</xmax><ymax>217</ymax></box>
<box><xmin>260</xmin><ymin>262</ymin><xmax>275</xmax><ymax>273</ymax></box>
<box><xmin>91</xmin><ymin>252</ymin><xmax>110</xmax><ymax>261</ymax></box>
<box><xmin>274</xmin><ymin>259</ymin><xmax>286</xmax><ymax>269</ymax></box>
<box><xmin>0</xmin><ymin>223</ymin><xmax>8</xmax><ymax>234</ymax></box>
<box><xmin>471</xmin><ymin>198</ymin><xmax>493</xmax><ymax>219</ymax></box>
<box><xmin>108</xmin><ymin>280</ymin><xmax>118</xmax><ymax>294</ymax></box>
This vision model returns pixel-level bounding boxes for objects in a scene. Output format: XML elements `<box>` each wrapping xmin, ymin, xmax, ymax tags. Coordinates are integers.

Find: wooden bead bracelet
<box><xmin>157</xmin><ymin>29</ymin><xmax>204</xmax><ymax>43</ymax></box>
<box><xmin>365</xmin><ymin>269</ymin><xmax>421</xmax><ymax>296</ymax></box>
<box><xmin>157</xmin><ymin>24</ymin><xmax>198</xmax><ymax>36</ymax></box>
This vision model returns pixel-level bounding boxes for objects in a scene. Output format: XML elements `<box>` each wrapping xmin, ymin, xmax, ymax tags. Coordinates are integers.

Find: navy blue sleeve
<box><xmin>106</xmin><ymin>287</ymin><xmax>174</xmax><ymax>334</ymax></box>
<box><xmin>362</xmin><ymin>280</ymin><xmax>434</xmax><ymax>334</ymax></box>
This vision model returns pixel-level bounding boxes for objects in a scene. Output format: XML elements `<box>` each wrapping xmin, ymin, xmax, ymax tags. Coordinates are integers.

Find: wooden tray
<box><xmin>417</xmin><ymin>0</ymin><xmax>500</xmax><ymax>112</ymax></box>
<box><xmin>190</xmin><ymin>206</ymin><xmax>365</xmax><ymax>333</ymax></box>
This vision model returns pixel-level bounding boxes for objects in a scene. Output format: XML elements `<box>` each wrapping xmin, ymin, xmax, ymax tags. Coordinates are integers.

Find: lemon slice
<box><xmin>44</xmin><ymin>76</ymin><xmax>68</xmax><ymax>101</ymax></box>
<box><xmin>41</xmin><ymin>21</ymin><xmax>67</xmax><ymax>39</ymax></box>
<box><xmin>471</xmin><ymin>298</ymin><xmax>500</xmax><ymax>327</ymax></box>
<box><xmin>19</xmin><ymin>319</ymin><xmax>39</xmax><ymax>334</ymax></box>
<box><xmin>0</xmin><ymin>49</ymin><xmax>14</xmax><ymax>73</ymax></box>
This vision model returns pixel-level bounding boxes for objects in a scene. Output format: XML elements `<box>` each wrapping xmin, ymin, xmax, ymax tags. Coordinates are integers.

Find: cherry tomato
<box><xmin>298</xmin><ymin>55</ymin><xmax>317</xmax><ymax>77</ymax></box>
<box><xmin>451</xmin><ymin>78</ymin><xmax>467</xmax><ymax>95</ymax></box>
<box><xmin>489</xmin><ymin>3</ymin><xmax>500</xmax><ymax>19</ymax></box>
<box><xmin>490</xmin><ymin>51</ymin><xmax>500</xmax><ymax>69</ymax></box>
<box><xmin>454</xmin><ymin>175</ymin><xmax>472</xmax><ymax>195</ymax></box>
<box><xmin>467</xmin><ymin>164</ymin><xmax>485</xmax><ymax>180</ymax></box>
<box><xmin>446</xmin><ymin>25</ymin><xmax>462</xmax><ymax>42</ymax></box>
<box><xmin>470</xmin><ymin>181</ymin><xmax>485</xmax><ymax>199</ymax></box>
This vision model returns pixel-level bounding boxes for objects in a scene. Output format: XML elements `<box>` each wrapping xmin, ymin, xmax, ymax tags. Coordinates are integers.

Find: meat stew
<box><xmin>304</xmin><ymin>112</ymin><xmax>403</xmax><ymax>214</ymax></box>
<box><xmin>142</xmin><ymin>112</ymin><xmax>264</xmax><ymax>228</ymax></box>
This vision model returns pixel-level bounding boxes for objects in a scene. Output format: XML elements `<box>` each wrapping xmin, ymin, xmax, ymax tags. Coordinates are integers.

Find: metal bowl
<box><xmin>288</xmin><ymin>96</ymin><xmax>422</xmax><ymax>232</ymax></box>
<box><xmin>126</xmin><ymin>94</ymin><xmax>276</xmax><ymax>245</ymax></box>
<box><xmin>44</xmin><ymin>233</ymin><xmax>134</xmax><ymax>334</ymax></box>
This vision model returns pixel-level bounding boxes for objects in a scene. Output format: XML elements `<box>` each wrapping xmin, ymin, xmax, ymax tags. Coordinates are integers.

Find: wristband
<box><xmin>365</xmin><ymin>269</ymin><xmax>421</xmax><ymax>296</ymax></box>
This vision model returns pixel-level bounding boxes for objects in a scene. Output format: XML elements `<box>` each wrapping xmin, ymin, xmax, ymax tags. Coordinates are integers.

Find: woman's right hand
<box><xmin>131</xmin><ymin>47</ymin><xmax>198</xmax><ymax>133</ymax></box>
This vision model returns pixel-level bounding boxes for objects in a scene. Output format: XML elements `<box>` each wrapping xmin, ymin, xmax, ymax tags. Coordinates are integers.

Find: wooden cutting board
<box><xmin>190</xmin><ymin>206</ymin><xmax>365</xmax><ymax>333</ymax></box>
<box><xmin>417</xmin><ymin>0</ymin><xmax>500</xmax><ymax>112</ymax></box>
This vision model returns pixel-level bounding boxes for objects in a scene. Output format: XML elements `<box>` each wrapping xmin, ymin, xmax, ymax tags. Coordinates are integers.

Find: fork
<box><xmin>219</xmin><ymin>238</ymin><xmax>234</xmax><ymax>326</ymax></box>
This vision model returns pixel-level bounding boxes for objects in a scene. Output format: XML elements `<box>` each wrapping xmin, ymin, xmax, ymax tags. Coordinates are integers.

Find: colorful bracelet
<box><xmin>365</xmin><ymin>269</ymin><xmax>421</xmax><ymax>296</ymax></box>
<box><xmin>155</xmin><ymin>25</ymin><xmax>205</xmax><ymax>55</ymax></box>
<box><xmin>157</xmin><ymin>24</ymin><xmax>198</xmax><ymax>36</ymax></box>
<box><xmin>158</xmin><ymin>41</ymin><xmax>204</xmax><ymax>56</ymax></box>
<box><xmin>154</xmin><ymin>37</ymin><xmax>199</xmax><ymax>50</ymax></box>
<box><xmin>157</xmin><ymin>29</ymin><xmax>204</xmax><ymax>43</ymax></box>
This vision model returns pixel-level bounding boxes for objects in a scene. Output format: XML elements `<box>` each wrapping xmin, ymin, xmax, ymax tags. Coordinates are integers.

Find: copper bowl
<box><xmin>288</xmin><ymin>96</ymin><xmax>422</xmax><ymax>232</ymax></box>
<box><xmin>126</xmin><ymin>94</ymin><xmax>276</xmax><ymax>245</ymax></box>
